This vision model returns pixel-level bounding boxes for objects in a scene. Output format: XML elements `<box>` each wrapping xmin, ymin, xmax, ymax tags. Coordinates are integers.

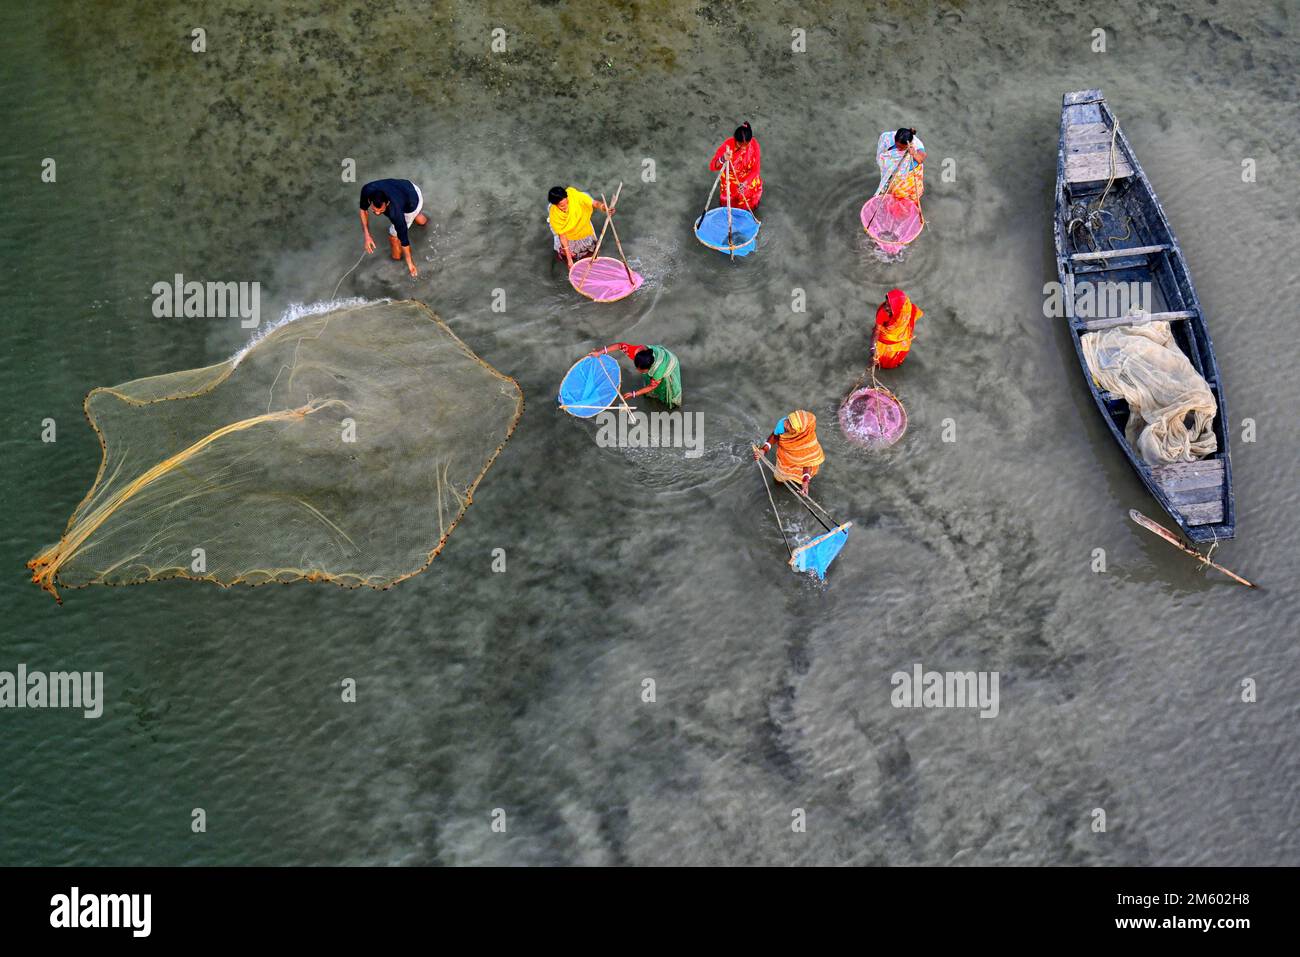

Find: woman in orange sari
<box><xmin>873</xmin><ymin>289</ymin><xmax>923</xmax><ymax>369</ymax></box>
<box><xmin>709</xmin><ymin>121</ymin><xmax>763</xmax><ymax>210</ymax></box>
<box><xmin>754</xmin><ymin>410</ymin><xmax>824</xmax><ymax>495</ymax></box>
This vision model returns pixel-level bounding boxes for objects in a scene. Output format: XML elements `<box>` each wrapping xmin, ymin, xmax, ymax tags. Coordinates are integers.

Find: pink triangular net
<box><xmin>569</xmin><ymin>257</ymin><xmax>644</xmax><ymax>303</ymax></box>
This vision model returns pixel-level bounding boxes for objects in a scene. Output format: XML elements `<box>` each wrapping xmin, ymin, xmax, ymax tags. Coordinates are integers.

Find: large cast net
<box><xmin>1081</xmin><ymin>318</ymin><xmax>1217</xmax><ymax>465</ymax></box>
<box><xmin>29</xmin><ymin>300</ymin><xmax>524</xmax><ymax>601</ymax></box>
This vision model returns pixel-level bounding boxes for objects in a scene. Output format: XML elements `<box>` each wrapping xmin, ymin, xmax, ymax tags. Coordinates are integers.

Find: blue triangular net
<box><xmin>558</xmin><ymin>354</ymin><xmax>620</xmax><ymax>418</ymax></box>
<box><xmin>790</xmin><ymin>523</ymin><xmax>852</xmax><ymax>580</ymax></box>
<box><xmin>694</xmin><ymin>207</ymin><xmax>760</xmax><ymax>256</ymax></box>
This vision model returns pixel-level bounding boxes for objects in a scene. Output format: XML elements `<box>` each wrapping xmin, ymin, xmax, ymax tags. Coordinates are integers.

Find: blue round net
<box><xmin>694</xmin><ymin>207</ymin><xmax>760</xmax><ymax>256</ymax></box>
<box><xmin>557</xmin><ymin>354</ymin><xmax>621</xmax><ymax>418</ymax></box>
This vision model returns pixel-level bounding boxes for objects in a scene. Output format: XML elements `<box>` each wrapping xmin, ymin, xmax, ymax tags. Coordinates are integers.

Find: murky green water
<box><xmin>1</xmin><ymin>1</ymin><xmax>1296</xmax><ymax>865</ymax></box>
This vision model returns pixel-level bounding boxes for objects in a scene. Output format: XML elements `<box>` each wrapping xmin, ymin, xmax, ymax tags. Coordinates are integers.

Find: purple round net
<box><xmin>839</xmin><ymin>387</ymin><xmax>907</xmax><ymax>447</ymax></box>
<box><xmin>860</xmin><ymin>195</ymin><xmax>923</xmax><ymax>255</ymax></box>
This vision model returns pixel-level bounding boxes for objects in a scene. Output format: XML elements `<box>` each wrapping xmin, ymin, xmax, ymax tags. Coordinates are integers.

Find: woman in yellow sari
<box><xmin>754</xmin><ymin>410</ymin><xmax>825</xmax><ymax>495</ymax></box>
<box><xmin>547</xmin><ymin>186</ymin><xmax>613</xmax><ymax>267</ymax></box>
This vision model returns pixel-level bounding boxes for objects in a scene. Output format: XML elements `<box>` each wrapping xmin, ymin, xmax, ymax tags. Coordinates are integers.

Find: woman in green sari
<box><xmin>591</xmin><ymin>342</ymin><xmax>682</xmax><ymax>408</ymax></box>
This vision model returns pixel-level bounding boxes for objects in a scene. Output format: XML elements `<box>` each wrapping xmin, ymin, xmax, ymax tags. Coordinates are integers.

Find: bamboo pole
<box><xmin>754</xmin><ymin>450</ymin><xmax>838</xmax><ymax>529</ymax></box>
<box><xmin>696</xmin><ymin>163</ymin><xmax>724</xmax><ymax>229</ymax></box>
<box><xmin>865</xmin><ymin>145</ymin><xmax>911</xmax><ymax>234</ymax></box>
<box><xmin>754</xmin><ymin>448</ymin><xmax>794</xmax><ymax>559</ymax></box>
<box><xmin>595</xmin><ymin>348</ymin><xmax>638</xmax><ymax>422</ymax></box>
<box><xmin>576</xmin><ymin>182</ymin><xmax>623</xmax><ymax>293</ymax></box>
<box><xmin>724</xmin><ymin>154</ymin><xmax>735</xmax><ymax>261</ymax></box>
<box><xmin>599</xmin><ymin>187</ymin><xmax>635</xmax><ymax>284</ymax></box>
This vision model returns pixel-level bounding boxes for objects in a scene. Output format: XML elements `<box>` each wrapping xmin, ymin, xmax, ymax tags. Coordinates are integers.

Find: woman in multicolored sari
<box><xmin>754</xmin><ymin>410</ymin><xmax>825</xmax><ymax>495</ymax></box>
<box><xmin>709</xmin><ymin>121</ymin><xmax>763</xmax><ymax>210</ymax></box>
<box><xmin>591</xmin><ymin>342</ymin><xmax>682</xmax><ymax>408</ymax></box>
<box><xmin>547</xmin><ymin>185</ymin><xmax>614</xmax><ymax>267</ymax></box>
<box><xmin>873</xmin><ymin>288</ymin><xmax>924</xmax><ymax>369</ymax></box>
<box><xmin>874</xmin><ymin>127</ymin><xmax>926</xmax><ymax>203</ymax></box>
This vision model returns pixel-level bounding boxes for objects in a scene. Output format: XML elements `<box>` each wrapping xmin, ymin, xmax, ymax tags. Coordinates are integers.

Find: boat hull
<box><xmin>1053</xmin><ymin>89</ymin><xmax>1235</xmax><ymax>543</ymax></box>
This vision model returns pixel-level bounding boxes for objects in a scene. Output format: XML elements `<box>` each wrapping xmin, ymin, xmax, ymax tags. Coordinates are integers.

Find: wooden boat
<box><xmin>1053</xmin><ymin>89</ymin><xmax>1234</xmax><ymax>543</ymax></box>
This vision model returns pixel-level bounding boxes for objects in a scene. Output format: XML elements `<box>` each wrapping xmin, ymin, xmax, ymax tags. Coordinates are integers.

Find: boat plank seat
<box><xmin>1069</xmin><ymin>259</ymin><xmax>1160</xmax><ymax>277</ymax></box>
<box><xmin>1078</xmin><ymin>310</ymin><xmax>1197</xmax><ymax>332</ymax></box>
<box><xmin>1175</xmin><ymin>500</ymin><xmax>1225</xmax><ymax>526</ymax></box>
<box><xmin>1071</xmin><ymin>244</ymin><xmax>1169</xmax><ymax>261</ymax></box>
<box><xmin>1066</xmin><ymin>140</ymin><xmax>1118</xmax><ymax>157</ymax></box>
<box><xmin>1066</xmin><ymin>151</ymin><xmax>1133</xmax><ymax>183</ymax></box>
<box><xmin>1065</xmin><ymin>122</ymin><xmax>1113</xmax><ymax>143</ymax></box>
<box><xmin>1150</xmin><ymin>459</ymin><xmax>1225</xmax><ymax>524</ymax></box>
<box><xmin>1065</xmin><ymin>124</ymin><xmax>1119</xmax><ymax>155</ymax></box>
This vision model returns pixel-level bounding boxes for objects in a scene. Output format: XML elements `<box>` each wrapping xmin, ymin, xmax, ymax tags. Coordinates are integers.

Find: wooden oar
<box><xmin>1128</xmin><ymin>509</ymin><xmax>1257</xmax><ymax>588</ymax></box>
<box><xmin>577</xmin><ymin>182</ymin><xmax>623</xmax><ymax>293</ymax></box>
<box><xmin>754</xmin><ymin>448</ymin><xmax>794</xmax><ymax>559</ymax></box>
<box><xmin>599</xmin><ymin>187</ymin><xmax>635</xmax><ymax>284</ymax></box>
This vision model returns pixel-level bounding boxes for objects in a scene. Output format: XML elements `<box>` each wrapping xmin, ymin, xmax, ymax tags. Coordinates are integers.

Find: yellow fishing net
<box><xmin>29</xmin><ymin>300</ymin><xmax>523</xmax><ymax>601</ymax></box>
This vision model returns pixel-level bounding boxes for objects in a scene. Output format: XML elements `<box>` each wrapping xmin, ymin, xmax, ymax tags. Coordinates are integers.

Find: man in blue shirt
<box><xmin>359</xmin><ymin>178</ymin><xmax>428</xmax><ymax>277</ymax></box>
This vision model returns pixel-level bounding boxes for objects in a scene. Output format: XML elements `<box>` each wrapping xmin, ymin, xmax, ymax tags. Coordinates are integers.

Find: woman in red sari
<box><xmin>709</xmin><ymin>121</ymin><xmax>763</xmax><ymax>210</ymax></box>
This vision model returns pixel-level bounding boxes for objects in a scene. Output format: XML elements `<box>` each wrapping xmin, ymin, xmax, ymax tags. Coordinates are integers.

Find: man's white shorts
<box><xmin>388</xmin><ymin>184</ymin><xmax>424</xmax><ymax>237</ymax></box>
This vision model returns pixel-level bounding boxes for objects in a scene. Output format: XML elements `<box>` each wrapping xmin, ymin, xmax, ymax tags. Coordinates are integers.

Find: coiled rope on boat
<box><xmin>1066</xmin><ymin>122</ymin><xmax>1132</xmax><ymax>252</ymax></box>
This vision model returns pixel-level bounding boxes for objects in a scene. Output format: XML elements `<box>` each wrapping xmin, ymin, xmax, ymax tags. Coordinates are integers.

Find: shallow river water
<box><xmin>0</xmin><ymin>1</ymin><xmax>1296</xmax><ymax>865</ymax></box>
